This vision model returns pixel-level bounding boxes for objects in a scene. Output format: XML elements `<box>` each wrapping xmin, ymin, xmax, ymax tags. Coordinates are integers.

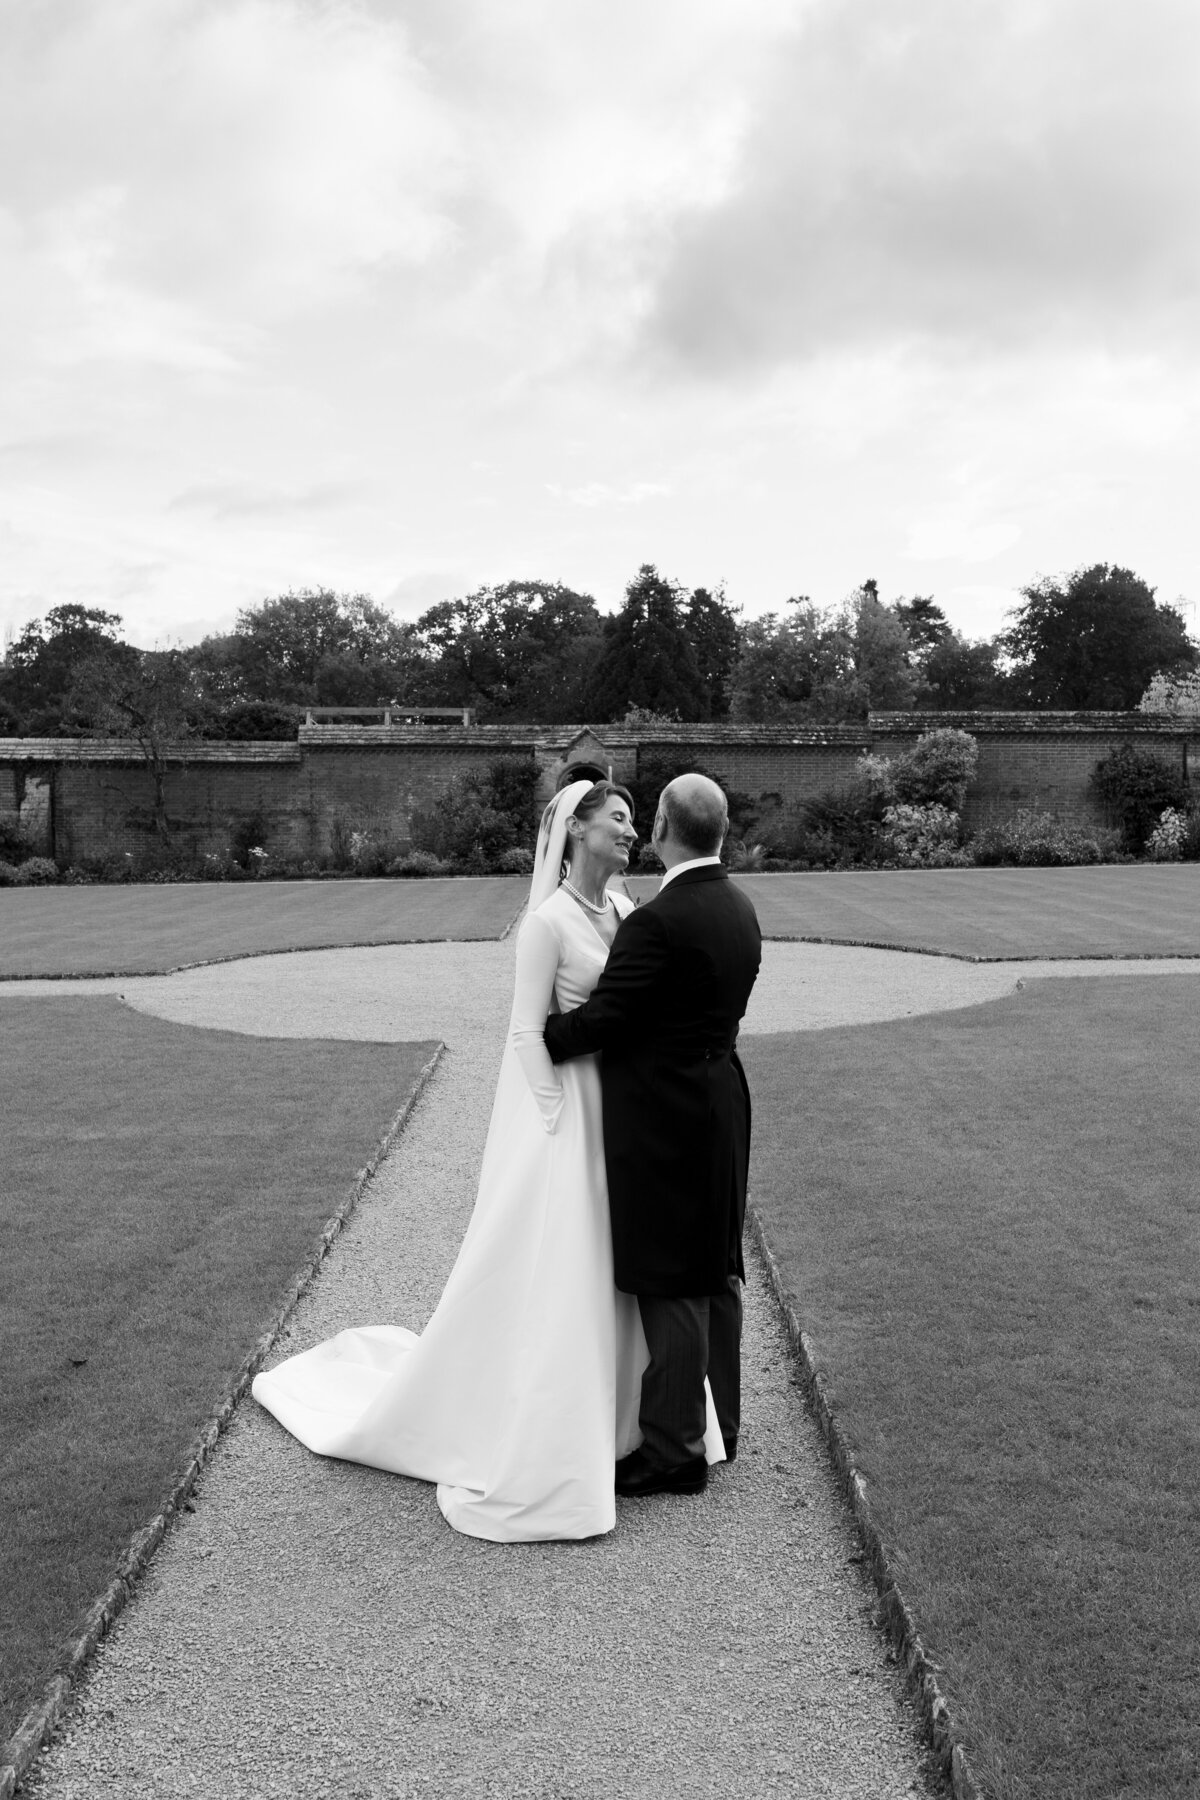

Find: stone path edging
<box><xmin>748</xmin><ymin>1201</ymin><xmax>982</xmax><ymax>1800</ymax></box>
<box><xmin>0</xmin><ymin>1044</ymin><xmax>444</xmax><ymax>1800</ymax></box>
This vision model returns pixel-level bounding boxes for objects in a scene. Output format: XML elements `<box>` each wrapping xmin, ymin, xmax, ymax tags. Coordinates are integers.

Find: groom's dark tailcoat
<box><xmin>543</xmin><ymin>865</ymin><xmax>762</xmax><ymax>1300</ymax></box>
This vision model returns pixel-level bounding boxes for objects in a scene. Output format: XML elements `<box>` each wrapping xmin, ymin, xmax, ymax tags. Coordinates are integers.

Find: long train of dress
<box><xmin>252</xmin><ymin>887</ymin><xmax>723</xmax><ymax>1541</ymax></box>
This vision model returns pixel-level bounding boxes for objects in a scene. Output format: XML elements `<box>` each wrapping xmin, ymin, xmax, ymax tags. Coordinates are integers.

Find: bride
<box><xmin>252</xmin><ymin>777</ymin><xmax>724</xmax><ymax>1542</ymax></box>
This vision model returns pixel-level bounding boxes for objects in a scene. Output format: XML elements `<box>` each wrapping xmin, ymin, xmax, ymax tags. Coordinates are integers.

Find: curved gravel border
<box><xmin>0</xmin><ymin>1047</ymin><xmax>443</xmax><ymax>1800</ymax></box>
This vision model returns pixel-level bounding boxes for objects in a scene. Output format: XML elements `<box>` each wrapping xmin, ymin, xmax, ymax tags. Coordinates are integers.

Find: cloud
<box><xmin>546</xmin><ymin>481</ymin><xmax>670</xmax><ymax>508</ymax></box>
<box><xmin>0</xmin><ymin>0</ymin><xmax>460</xmax><ymax>355</ymax></box>
<box><xmin>169</xmin><ymin>478</ymin><xmax>363</xmax><ymax>520</ymax></box>
<box><xmin>639</xmin><ymin>0</ymin><xmax>1200</xmax><ymax>373</ymax></box>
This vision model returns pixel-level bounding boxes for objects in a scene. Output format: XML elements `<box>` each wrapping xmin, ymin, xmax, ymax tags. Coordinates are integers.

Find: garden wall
<box><xmin>2</xmin><ymin>713</ymin><xmax>1195</xmax><ymax>865</ymax></box>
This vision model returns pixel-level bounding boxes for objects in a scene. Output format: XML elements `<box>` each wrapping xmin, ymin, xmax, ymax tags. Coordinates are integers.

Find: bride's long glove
<box><xmin>508</xmin><ymin>913</ymin><xmax>566</xmax><ymax>1134</ymax></box>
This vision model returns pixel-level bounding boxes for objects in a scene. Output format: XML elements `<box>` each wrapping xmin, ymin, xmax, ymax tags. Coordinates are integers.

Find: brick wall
<box><xmin>872</xmin><ymin>712</ymin><xmax>1197</xmax><ymax>828</ymax></box>
<box><xmin>2</xmin><ymin>714</ymin><xmax>1195</xmax><ymax>864</ymax></box>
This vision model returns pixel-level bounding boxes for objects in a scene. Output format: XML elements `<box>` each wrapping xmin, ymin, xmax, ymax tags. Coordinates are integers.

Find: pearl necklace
<box><xmin>560</xmin><ymin>876</ymin><xmax>612</xmax><ymax>916</ymax></box>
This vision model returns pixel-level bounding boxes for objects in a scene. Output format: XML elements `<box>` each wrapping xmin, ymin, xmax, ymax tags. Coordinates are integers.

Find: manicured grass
<box><xmin>743</xmin><ymin>977</ymin><xmax>1200</xmax><ymax>1800</ymax></box>
<box><xmin>0</xmin><ymin>877</ymin><xmax>526</xmax><ymax>978</ymax></box>
<box><xmin>0</xmin><ymin>997</ymin><xmax>436</xmax><ymax>1747</ymax></box>
<box><xmin>739</xmin><ymin>865</ymin><xmax>1200</xmax><ymax>958</ymax></box>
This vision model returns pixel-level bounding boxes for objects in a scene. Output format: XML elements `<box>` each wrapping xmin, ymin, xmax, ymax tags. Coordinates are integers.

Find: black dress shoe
<box><xmin>615</xmin><ymin>1447</ymin><xmax>708</xmax><ymax>1497</ymax></box>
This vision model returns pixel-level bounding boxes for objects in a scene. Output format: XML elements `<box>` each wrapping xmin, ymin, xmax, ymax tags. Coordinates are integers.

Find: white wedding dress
<box><xmin>252</xmin><ymin>884</ymin><xmax>724</xmax><ymax>1542</ymax></box>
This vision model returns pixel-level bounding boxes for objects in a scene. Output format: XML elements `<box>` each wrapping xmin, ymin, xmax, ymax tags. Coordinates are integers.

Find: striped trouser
<box><xmin>635</xmin><ymin>1275</ymin><xmax>743</xmax><ymax>1467</ymax></box>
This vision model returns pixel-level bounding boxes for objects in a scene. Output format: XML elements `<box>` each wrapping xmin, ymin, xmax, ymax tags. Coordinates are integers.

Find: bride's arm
<box><xmin>508</xmin><ymin>912</ymin><xmax>566</xmax><ymax>1133</ymax></box>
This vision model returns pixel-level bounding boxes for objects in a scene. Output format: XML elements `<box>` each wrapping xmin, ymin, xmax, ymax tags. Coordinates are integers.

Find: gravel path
<box><xmin>13</xmin><ymin>940</ymin><xmax>1200</xmax><ymax>1799</ymax></box>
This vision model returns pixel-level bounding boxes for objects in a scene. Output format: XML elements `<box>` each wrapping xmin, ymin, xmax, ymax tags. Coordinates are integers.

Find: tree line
<box><xmin>1</xmin><ymin>560</ymin><xmax>1195</xmax><ymax>741</ymax></box>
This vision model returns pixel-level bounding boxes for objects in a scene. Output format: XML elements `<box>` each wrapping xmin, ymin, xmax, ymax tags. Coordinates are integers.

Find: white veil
<box><xmin>528</xmin><ymin>778</ymin><xmax>594</xmax><ymax>911</ymax></box>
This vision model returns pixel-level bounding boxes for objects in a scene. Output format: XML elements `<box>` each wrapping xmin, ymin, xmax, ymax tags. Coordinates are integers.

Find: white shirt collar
<box><xmin>659</xmin><ymin>855</ymin><xmax>723</xmax><ymax>889</ymax></box>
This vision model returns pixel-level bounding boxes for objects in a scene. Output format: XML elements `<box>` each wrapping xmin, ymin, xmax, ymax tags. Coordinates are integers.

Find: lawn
<box><xmin>626</xmin><ymin>864</ymin><xmax>1200</xmax><ymax>958</ymax></box>
<box><xmin>0</xmin><ymin>996</ymin><xmax>437</xmax><ymax>1748</ymax></box>
<box><xmin>743</xmin><ymin>976</ymin><xmax>1200</xmax><ymax>1800</ymax></box>
<box><xmin>736</xmin><ymin>864</ymin><xmax>1200</xmax><ymax>958</ymax></box>
<box><xmin>0</xmin><ymin>876</ymin><xmax>527</xmax><ymax>978</ymax></box>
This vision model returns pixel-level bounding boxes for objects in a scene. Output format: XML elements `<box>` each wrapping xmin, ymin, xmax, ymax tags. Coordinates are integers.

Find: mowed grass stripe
<box><xmin>732</xmin><ymin>865</ymin><xmax>1200</xmax><ymax>959</ymax></box>
<box><xmin>743</xmin><ymin>977</ymin><xmax>1200</xmax><ymax>1800</ymax></box>
<box><xmin>0</xmin><ymin>997</ymin><xmax>437</xmax><ymax>1746</ymax></box>
<box><xmin>0</xmin><ymin>877</ymin><xmax>527</xmax><ymax>978</ymax></box>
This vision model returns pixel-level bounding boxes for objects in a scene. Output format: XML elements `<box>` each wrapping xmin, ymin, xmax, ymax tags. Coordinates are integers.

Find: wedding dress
<box><xmin>252</xmin><ymin>823</ymin><xmax>724</xmax><ymax>1543</ymax></box>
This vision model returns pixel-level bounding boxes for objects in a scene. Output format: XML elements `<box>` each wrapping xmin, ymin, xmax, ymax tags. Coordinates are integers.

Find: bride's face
<box><xmin>569</xmin><ymin>796</ymin><xmax>637</xmax><ymax>877</ymax></box>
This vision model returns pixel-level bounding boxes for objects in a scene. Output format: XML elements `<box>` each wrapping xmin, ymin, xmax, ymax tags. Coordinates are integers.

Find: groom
<box><xmin>543</xmin><ymin>772</ymin><xmax>762</xmax><ymax>1497</ymax></box>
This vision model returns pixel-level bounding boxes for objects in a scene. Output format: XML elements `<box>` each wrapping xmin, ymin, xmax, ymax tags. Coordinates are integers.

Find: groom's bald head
<box><xmin>655</xmin><ymin>773</ymin><xmax>728</xmax><ymax>858</ymax></box>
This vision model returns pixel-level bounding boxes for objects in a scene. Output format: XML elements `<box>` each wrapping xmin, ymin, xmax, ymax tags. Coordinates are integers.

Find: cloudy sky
<box><xmin>3</xmin><ymin>0</ymin><xmax>1198</xmax><ymax>651</ymax></box>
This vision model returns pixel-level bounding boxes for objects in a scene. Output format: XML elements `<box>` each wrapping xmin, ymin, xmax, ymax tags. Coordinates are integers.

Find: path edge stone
<box><xmin>0</xmin><ymin>1043</ymin><xmax>445</xmax><ymax>1800</ymax></box>
<box><xmin>747</xmin><ymin>1201</ymin><xmax>985</xmax><ymax>1800</ymax></box>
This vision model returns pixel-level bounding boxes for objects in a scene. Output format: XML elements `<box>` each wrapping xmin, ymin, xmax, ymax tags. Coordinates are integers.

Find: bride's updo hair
<box><xmin>569</xmin><ymin>780</ymin><xmax>634</xmax><ymax>826</ymax></box>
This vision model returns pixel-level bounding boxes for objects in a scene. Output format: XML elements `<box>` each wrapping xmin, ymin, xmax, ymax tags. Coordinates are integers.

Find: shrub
<box><xmin>496</xmin><ymin>846</ymin><xmax>535</xmax><ymax>875</ymax></box>
<box><xmin>970</xmin><ymin>810</ymin><xmax>1119</xmax><ymax>867</ymax></box>
<box><xmin>386</xmin><ymin>850</ymin><xmax>451</xmax><ymax>877</ymax></box>
<box><xmin>881</xmin><ymin>802</ymin><xmax>969</xmax><ymax>868</ymax></box>
<box><xmin>785</xmin><ymin>730</ymin><xmax>979</xmax><ymax>870</ymax></box>
<box><xmin>725</xmin><ymin>838</ymin><xmax>767</xmax><ymax>872</ymax></box>
<box><xmin>68</xmin><ymin>850</ymin><xmax>137</xmax><ymax>883</ymax></box>
<box><xmin>229</xmin><ymin>811</ymin><xmax>272</xmax><ymax>869</ymax></box>
<box><xmin>348</xmin><ymin>830</ymin><xmax>392</xmax><ymax>877</ymax></box>
<box><xmin>214</xmin><ymin>701</ymin><xmax>299</xmax><ymax>741</ymax></box>
<box><xmin>1146</xmin><ymin>807</ymin><xmax>1188</xmax><ymax>862</ymax></box>
<box><xmin>795</xmin><ymin>786</ymin><xmax>887</xmax><ymax>868</ymax></box>
<box><xmin>409</xmin><ymin>757</ymin><xmax>539</xmax><ymax>871</ymax></box>
<box><xmin>890</xmin><ymin>728</ymin><xmax>979</xmax><ymax>810</ymax></box>
<box><xmin>0</xmin><ymin>817</ymin><xmax>31</xmax><ymax>862</ymax></box>
<box><xmin>198</xmin><ymin>852</ymin><xmax>243</xmax><ymax>881</ymax></box>
<box><xmin>1091</xmin><ymin>743</ymin><xmax>1190</xmax><ymax>851</ymax></box>
<box><xmin>0</xmin><ymin>859</ymin><xmax>19</xmax><ymax>886</ymax></box>
<box><xmin>14</xmin><ymin>856</ymin><xmax>59</xmax><ymax>885</ymax></box>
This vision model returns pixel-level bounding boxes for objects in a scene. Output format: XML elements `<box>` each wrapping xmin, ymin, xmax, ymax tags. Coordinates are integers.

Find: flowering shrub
<box><xmin>881</xmin><ymin>802</ymin><xmax>968</xmax><ymax>868</ymax></box>
<box><xmin>970</xmin><ymin>810</ymin><xmax>1118</xmax><ymax>867</ymax></box>
<box><xmin>1146</xmin><ymin>807</ymin><xmax>1188</xmax><ymax>861</ymax></box>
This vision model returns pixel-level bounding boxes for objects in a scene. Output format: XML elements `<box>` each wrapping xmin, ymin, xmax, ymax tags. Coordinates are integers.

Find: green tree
<box><xmin>730</xmin><ymin>584</ymin><xmax>916</xmax><ymax>723</ymax></box>
<box><xmin>684</xmin><ymin>585</ymin><xmax>740</xmax><ymax>718</ymax></box>
<box><xmin>848</xmin><ymin>586</ymin><xmax>918</xmax><ymax>712</ymax></box>
<box><xmin>920</xmin><ymin>633</ymin><xmax>1012</xmax><ymax>709</ymax></box>
<box><xmin>730</xmin><ymin>600</ymin><xmax>851</xmax><ymax>722</ymax></box>
<box><xmin>70</xmin><ymin>648</ymin><xmax>206</xmax><ymax>845</ymax></box>
<box><xmin>1</xmin><ymin>604</ymin><xmax>128</xmax><ymax>734</ymax></box>
<box><xmin>583</xmin><ymin>565</ymin><xmax>709</xmax><ymax>722</ymax></box>
<box><xmin>411</xmin><ymin>581</ymin><xmax>603</xmax><ymax>721</ymax></box>
<box><xmin>1002</xmin><ymin>564</ymin><xmax>1197</xmax><ymax>709</ymax></box>
<box><xmin>224</xmin><ymin>589</ymin><xmax>425</xmax><ymax>705</ymax></box>
<box><xmin>891</xmin><ymin>596</ymin><xmax>952</xmax><ymax>658</ymax></box>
